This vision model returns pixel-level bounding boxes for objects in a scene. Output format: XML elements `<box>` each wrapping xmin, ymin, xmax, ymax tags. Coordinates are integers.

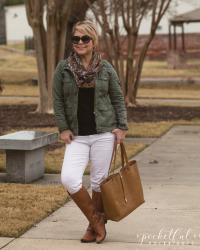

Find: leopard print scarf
<box><xmin>66</xmin><ymin>51</ymin><xmax>102</xmax><ymax>88</ymax></box>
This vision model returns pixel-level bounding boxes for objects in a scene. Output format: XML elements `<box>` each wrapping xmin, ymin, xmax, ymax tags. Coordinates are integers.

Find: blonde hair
<box><xmin>72</xmin><ymin>20</ymin><xmax>99</xmax><ymax>48</ymax></box>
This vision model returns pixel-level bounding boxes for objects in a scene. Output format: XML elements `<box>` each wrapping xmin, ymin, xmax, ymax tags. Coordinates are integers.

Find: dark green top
<box><xmin>77</xmin><ymin>87</ymin><xmax>97</xmax><ymax>135</ymax></box>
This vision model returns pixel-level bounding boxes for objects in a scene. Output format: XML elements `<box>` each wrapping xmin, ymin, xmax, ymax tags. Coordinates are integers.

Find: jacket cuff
<box><xmin>117</xmin><ymin>124</ymin><xmax>129</xmax><ymax>131</ymax></box>
<box><xmin>58</xmin><ymin>127</ymin><xmax>70</xmax><ymax>133</ymax></box>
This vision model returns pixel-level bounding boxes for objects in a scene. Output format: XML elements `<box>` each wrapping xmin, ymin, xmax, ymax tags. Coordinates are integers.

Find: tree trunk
<box><xmin>32</xmin><ymin>26</ymin><xmax>48</xmax><ymax>113</ymax></box>
<box><xmin>46</xmin><ymin>0</ymin><xmax>57</xmax><ymax>113</ymax></box>
<box><xmin>25</xmin><ymin>0</ymin><xmax>92</xmax><ymax>113</ymax></box>
<box><xmin>132</xmin><ymin>35</ymin><xmax>153</xmax><ymax>102</ymax></box>
<box><xmin>126</xmin><ymin>32</ymin><xmax>138</xmax><ymax>106</ymax></box>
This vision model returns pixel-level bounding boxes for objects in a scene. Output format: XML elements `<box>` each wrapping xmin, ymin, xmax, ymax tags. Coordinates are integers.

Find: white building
<box><xmin>4</xmin><ymin>0</ymin><xmax>200</xmax><ymax>42</ymax></box>
<box><xmin>5</xmin><ymin>4</ymin><xmax>32</xmax><ymax>42</ymax></box>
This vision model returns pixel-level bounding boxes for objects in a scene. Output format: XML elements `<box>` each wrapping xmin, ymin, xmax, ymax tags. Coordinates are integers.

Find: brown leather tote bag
<box><xmin>100</xmin><ymin>141</ymin><xmax>145</xmax><ymax>221</ymax></box>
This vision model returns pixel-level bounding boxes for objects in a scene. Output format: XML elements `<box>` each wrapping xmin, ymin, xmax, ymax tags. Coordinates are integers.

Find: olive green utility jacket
<box><xmin>52</xmin><ymin>59</ymin><xmax>128</xmax><ymax>135</ymax></box>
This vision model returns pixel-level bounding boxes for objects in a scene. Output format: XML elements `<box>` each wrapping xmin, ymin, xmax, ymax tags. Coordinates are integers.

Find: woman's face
<box><xmin>72</xmin><ymin>30</ymin><xmax>94</xmax><ymax>56</ymax></box>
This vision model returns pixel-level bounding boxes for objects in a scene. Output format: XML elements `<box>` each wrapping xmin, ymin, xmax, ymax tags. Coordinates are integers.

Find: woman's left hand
<box><xmin>112</xmin><ymin>128</ymin><xmax>127</xmax><ymax>144</ymax></box>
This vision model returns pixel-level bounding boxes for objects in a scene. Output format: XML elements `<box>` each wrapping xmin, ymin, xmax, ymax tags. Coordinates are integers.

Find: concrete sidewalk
<box><xmin>1</xmin><ymin>125</ymin><xmax>200</xmax><ymax>249</ymax></box>
<box><xmin>140</xmin><ymin>77</ymin><xmax>200</xmax><ymax>85</ymax></box>
<box><xmin>2</xmin><ymin>95</ymin><xmax>200</xmax><ymax>107</ymax></box>
<box><xmin>137</xmin><ymin>97</ymin><xmax>200</xmax><ymax>107</ymax></box>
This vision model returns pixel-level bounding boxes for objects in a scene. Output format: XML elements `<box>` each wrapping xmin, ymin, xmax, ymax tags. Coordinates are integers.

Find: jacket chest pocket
<box><xmin>97</xmin><ymin>76</ymin><xmax>109</xmax><ymax>94</ymax></box>
<box><xmin>63</xmin><ymin>80</ymin><xmax>77</xmax><ymax>97</ymax></box>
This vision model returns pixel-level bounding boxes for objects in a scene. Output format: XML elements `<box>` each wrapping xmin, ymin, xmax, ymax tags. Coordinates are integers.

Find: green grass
<box><xmin>138</xmin><ymin>85</ymin><xmax>200</xmax><ymax>99</ymax></box>
<box><xmin>141</xmin><ymin>60</ymin><xmax>200</xmax><ymax>78</ymax></box>
<box><xmin>0</xmin><ymin>183</ymin><xmax>68</xmax><ymax>237</ymax></box>
<box><xmin>0</xmin><ymin>47</ymin><xmax>37</xmax><ymax>84</ymax></box>
<box><xmin>7</xmin><ymin>42</ymin><xmax>25</xmax><ymax>51</ymax></box>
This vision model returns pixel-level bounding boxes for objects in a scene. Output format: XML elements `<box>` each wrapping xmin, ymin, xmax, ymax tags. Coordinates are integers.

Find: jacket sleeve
<box><xmin>52</xmin><ymin>60</ymin><xmax>70</xmax><ymax>133</ymax></box>
<box><xmin>108</xmin><ymin>63</ymin><xmax>128</xmax><ymax>131</ymax></box>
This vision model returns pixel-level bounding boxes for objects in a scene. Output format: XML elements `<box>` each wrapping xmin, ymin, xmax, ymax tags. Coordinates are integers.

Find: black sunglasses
<box><xmin>71</xmin><ymin>35</ymin><xmax>92</xmax><ymax>44</ymax></box>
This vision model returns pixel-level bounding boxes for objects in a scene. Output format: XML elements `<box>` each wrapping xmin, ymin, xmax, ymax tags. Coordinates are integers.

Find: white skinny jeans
<box><xmin>61</xmin><ymin>132</ymin><xmax>115</xmax><ymax>194</ymax></box>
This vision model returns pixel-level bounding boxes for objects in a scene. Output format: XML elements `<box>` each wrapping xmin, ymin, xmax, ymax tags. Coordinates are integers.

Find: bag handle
<box><xmin>120</xmin><ymin>143</ymin><xmax>129</xmax><ymax>167</ymax></box>
<box><xmin>107</xmin><ymin>138</ymin><xmax>118</xmax><ymax>174</ymax></box>
<box><xmin>108</xmin><ymin>138</ymin><xmax>129</xmax><ymax>175</ymax></box>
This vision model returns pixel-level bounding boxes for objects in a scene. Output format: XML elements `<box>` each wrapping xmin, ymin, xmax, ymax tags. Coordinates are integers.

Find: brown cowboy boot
<box><xmin>81</xmin><ymin>190</ymin><xmax>107</xmax><ymax>243</ymax></box>
<box><xmin>92</xmin><ymin>190</ymin><xmax>107</xmax><ymax>223</ymax></box>
<box><xmin>70</xmin><ymin>187</ymin><xmax>106</xmax><ymax>244</ymax></box>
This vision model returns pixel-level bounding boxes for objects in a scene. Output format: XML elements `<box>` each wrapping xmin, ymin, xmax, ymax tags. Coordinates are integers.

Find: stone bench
<box><xmin>0</xmin><ymin>130</ymin><xmax>58</xmax><ymax>183</ymax></box>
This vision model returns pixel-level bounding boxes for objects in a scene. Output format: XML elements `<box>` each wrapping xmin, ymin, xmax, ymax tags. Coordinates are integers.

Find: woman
<box><xmin>52</xmin><ymin>20</ymin><xmax>128</xmax><ymax>244</ymax></box>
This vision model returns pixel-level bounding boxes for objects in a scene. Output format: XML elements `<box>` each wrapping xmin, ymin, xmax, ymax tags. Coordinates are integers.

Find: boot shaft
<box><xmin>70</xmin><ymin>187</ymin><xmax>106</xmax><ymax>243</ymax></box>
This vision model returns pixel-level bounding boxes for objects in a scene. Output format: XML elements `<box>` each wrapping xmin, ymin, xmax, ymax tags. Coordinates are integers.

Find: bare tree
<box><xmin>25</xmin><ymin>0</ymin><xmax>93</xmax><ymax>113</ymax></box>
<box><xmin>86</xmin><ymin>0</ymin><xmax>172</xmax><ymax>106</ymax></box>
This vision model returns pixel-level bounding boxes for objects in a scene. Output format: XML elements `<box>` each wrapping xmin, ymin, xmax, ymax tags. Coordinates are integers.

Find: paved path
<box><xmin>1</xmin><ymin>95</ymin><xmax>200</xmax><ymax>107</ymax></box>
<box><xmin>1</xmin><ymin>125</ymin><xmax>200</xmax><ymax>249</ymax></box>
<box><xmin>137</xmin><ymin>97</ymin><xmax>200</xmax><ymax>107</ymax></box>
<box><xmin>141</xmin><ymin>77</ymin><xmax>200</xmax><ymax>85</ymax></box>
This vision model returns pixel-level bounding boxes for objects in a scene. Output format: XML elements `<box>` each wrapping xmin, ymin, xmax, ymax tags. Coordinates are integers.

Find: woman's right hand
<box><xmin>60</xmin><ymin>130</ymin><xmax>75</xmax><ymax>144</ymax></box>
